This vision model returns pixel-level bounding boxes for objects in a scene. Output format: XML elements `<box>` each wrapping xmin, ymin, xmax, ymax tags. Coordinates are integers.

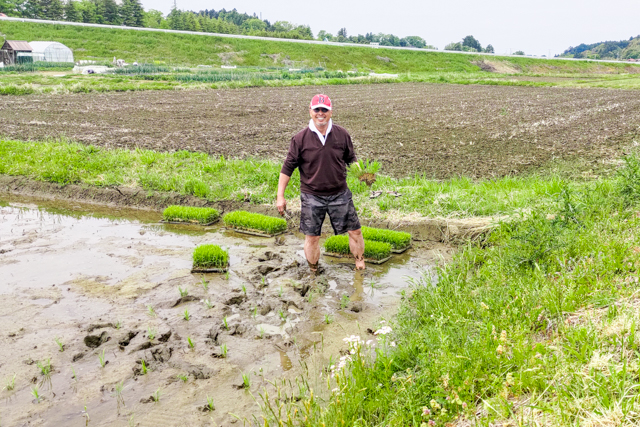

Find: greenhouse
<box><xmin>28</xmin><ymin>41</ymin><xmax>74</xmax><ymax>63</ymax></box>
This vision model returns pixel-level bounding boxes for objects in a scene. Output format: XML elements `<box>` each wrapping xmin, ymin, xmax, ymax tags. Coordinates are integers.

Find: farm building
<box><xmin>0</xmin><ymin>40</ymin><xmax>32</xmax><ymax>65</ymax></box>
<box><xmin>28</xmin><ymin>41</ymin><xmax>74</xmax><ymax>63</ymax></box>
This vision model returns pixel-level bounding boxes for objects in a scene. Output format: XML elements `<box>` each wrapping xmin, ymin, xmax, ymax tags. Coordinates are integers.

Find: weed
<box><xmin>162</xmin><ymin>205</ymin><xmax>220</xmax><ymax>224</ymax></box>
<box><xmin>206</xmin><ymin>395</ymin><xmax>215</xmax><ymax>411</ymax></box>
<box><xmin>147</xmin><ymin>326</ymin><xmax>157</xmax><ymax>341</ymax></box>
<box><xmin>323</xmin><ymin>235</ymin><xmax>391</xmax><ymax>260</ymax></box>
<box><xmin>177</xmin><ymin>373</ymin><xmax>188</xmax><ymax>383</ymax></box>
<box><xmin>204</xmin><ymin>299</ymin><xmax>213</xmax><ymax>309</ymax></box>
<box><xmin>146</xmin><ymin>305</ymin><xmax>156</xmax><ymax>317</ymax></box>
<box><xmin>140</xmin><ymin>359</ymin><xmax>147</xmax><ymax>375</ymax></box>
<box><xmin>201</xmin><ymin>276</ymin><xmax>209</xmax><ymax>291</ymax></box>
<box><xmin>223</xmin><ymin>211</ymin><xmax>287</xmax><ymax>234</ymax></box>
<box><xmin>54</xmin><ymin>337</ymin><xmax>64</xmax><ymax>352</ymax></box>
<box><xmin>183</xmin><ymin>309</ymin><xmax>190</xmax><ymax>321</ymax></box>
<box><xmin>98</xmin><ymin>349</ymin><xmax>106</xmax><ymax>368</ymax></box>
<box><xmin>178</xmin><ymin>286</ymin><xmax>188</xmax><ymax>297</ymax></box>
<box><xmin>221</xmin><ymin>344</ymin><xmax>228</xmax><ymax>358</ymax></box>
<box><xmin>324</xmin><ymin>314</ymin><xmax>333</xmax><ymax>324</ymax></box>
<box><xmin>192</xmin><ymin>244</ymin><xmax>229</xmax><ymax>268</ymax></box>
<box><xmin>187</xmin><ymin>337</ymin><xmax>195</xmax><ymax>349</ymax></box>
<box><xmin>340</xmin><ymin>294</ymin><xmax>350</xmax><ymax>309</ymax></box>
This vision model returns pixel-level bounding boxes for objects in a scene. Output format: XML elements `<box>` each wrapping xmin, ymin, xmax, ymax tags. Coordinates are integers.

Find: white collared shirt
<box><xmin>308</xmin><ymin>119</ymin><xmax>333</xmax><ymax>146</ymax></box>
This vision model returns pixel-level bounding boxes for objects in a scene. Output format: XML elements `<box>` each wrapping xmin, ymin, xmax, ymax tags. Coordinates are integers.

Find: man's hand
<box><xmin>276</xmin><ymin>195</ymin><xmax>287</xmax><ymax>216</ymax></box>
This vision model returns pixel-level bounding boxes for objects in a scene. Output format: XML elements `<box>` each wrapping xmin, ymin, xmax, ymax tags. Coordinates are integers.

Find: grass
<box><xmin>192</xmin><ymin>244</ymin><xmax>228</xmax><ymax>269</ymax></box>
<box><xmin>162</xmin><ymin>205</ymin><xmax>220</xmax><ymax>224</ymax></box>
<box><xmin>361</xmin><ymin>226</ymin><xmax>412</xmax><ymax>250</ymax></box>
<box><xmin>257</xmin><ymin>153</ymin><xmax>640</xmax><ymax>426</ymax></box>
<box><xmin>223</xmin><ymin>211</ymin><xmax>287</xmax><ymax>235</ymax></box>
<box><xmin>0</xmin><ymin>138</ymin><xmax>621</xmax><ymax>220</ymax></box>
<box><xmin>323</xmin><ymin>235</ymin><xmax>392</xmax><ymax>260</ymax></box>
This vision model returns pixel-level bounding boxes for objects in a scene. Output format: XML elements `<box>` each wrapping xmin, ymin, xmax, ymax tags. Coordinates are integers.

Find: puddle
<box><xmin>0</xmin><ymin>195</ymin><xmax>448</xmax><ymax>426</ymax></box>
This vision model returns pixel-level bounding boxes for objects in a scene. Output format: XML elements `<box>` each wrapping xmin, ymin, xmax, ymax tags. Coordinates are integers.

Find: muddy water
<box><xmin>0</xmin><ymin>195</ymin><xmax>451</xmax><ymax>426</ymax></box>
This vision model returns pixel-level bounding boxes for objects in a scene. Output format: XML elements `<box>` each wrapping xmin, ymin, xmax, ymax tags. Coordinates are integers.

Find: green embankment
<box><xmin>2</xmin><ymin>21</ymin><xmax>639</xmax><ymax>74</ymax></box>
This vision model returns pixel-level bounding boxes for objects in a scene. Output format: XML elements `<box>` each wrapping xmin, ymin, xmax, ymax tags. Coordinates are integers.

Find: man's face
<box><xmin>309</xmin><ymin>107</ymin><xmax>332</xmax><ymax>130</ymax></box>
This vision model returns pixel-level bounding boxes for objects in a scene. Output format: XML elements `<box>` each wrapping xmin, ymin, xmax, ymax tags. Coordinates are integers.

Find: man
<box><xmin>277</xmin><ymin>94</ymin><xmax>365</xmax><ymax>272</ymax></box>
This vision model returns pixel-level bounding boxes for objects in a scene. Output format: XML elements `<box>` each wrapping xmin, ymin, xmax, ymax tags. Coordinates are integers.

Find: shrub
<box><xmin>193</xmin><ymin>244</ymin><xmax>228</xmax><ymax>268</ymax></box>
<box><xmin>323</xmin><ymin>235</ymin><xmax>391</xmax><ymax>260</ymax></box>
<box><xmin>223</xmin><ymin>211</ymin><xmax>287</xmax><ymax>234</ymax></box>
<box><xmin>361</xmin><ymin>226</ymin><xmax>411</xmax><ymax>249</ymax></box>
<box><xmin>162</xmin><ymin>205</ymin><xmax>220</xmax><ymax>224</ymax></box>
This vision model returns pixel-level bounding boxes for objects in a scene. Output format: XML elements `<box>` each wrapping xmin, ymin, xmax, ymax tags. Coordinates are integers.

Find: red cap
<box><xmin>309</xmin><ymin>94</ymin><xmax>332</xmax><ymax>110</ymax></box>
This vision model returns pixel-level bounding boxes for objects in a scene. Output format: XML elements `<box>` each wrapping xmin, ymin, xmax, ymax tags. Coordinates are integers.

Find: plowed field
<box><xmin>2</xmin><ymin>83</ymin><xmax>639</xmax><ymax>178</ymax></box>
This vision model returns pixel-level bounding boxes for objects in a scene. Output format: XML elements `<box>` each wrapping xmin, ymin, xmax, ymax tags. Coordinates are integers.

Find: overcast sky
<box><xmin>140</xmin><ymin>0</ymin><xmax>640</xmax><ymax>57</ymax></box>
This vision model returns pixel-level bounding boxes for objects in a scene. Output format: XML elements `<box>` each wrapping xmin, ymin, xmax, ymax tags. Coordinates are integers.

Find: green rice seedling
<box><xmin>324</xmin><ymin>314</ymin><xmax>333</xmax><ymax>324</ymax></box>
<box><xmin>223</xmin><ymin>316</ymin><xmax>229</xmax><ymax>330</ymax></box>
<box><xmin>206</xmin><ymin>395</ymin><xmax>215</xmax><ymax>411</ymax></box>
<box><xmin>37</xmin><ymin>359</ymin><xmax>52</xmax><ymax>389</ymax></box>
<box><xmin>192</xmin><ymin>244</ymin><xmax>229</xmax><ymax>269</ymax></box>
<box><xmin>204</xmin><ymin>299</ymin><xmax>213</xmax><ymax>309</ymax></box>
<box><xmin>113</xmin><ymin>381</ymin><xmax>125</xmax><ymax>414</ymax></box>
<box><xmin>54</xmin><ymin>337</ymin><xmax>64</xmax><ymax>352</ymax></box>
<box><xmin>223</xmin><ymin>211</ymin><xmax>287</xmax><ymax>235</ymax></box>
<box><xmin>140</xmin><ymin>359</ymin><xmax>147</xmax><ymax>375</ymax></box>
<box><xmin>200</xmin><ymin>276</ymin><xmax>209</xmax><ymax>291</ymax></box>
<box><xmin>98</xmin><ymin>349</ymin><xmax>106</xmax><ymax>368</ymax></box>
<box><xmin>340</xmin><ymin>294</ymin><xmax>350</xmax><ymax>309</ymax></box>
<box><xmin>3</xmin><ymin>374</ymin><xmax>16</xmax><ymax>391</ymax></box>
<box><xmin>147</xmin><ymin>326</ymin><xmax>157</xmax><ymax>341</ymax></box>
<box><xmin>323</xmin><ymin>235</ymin><xmax>392</xmax><ymax>260</ymax></box>
<box><xmin>242</xmin><ymin>373</ymin><xmax>251</xmax><ymax>389</ymax></box>
<box><xmin>259</xmin><ymin>327</ymin><xmax>265</xmax><ymax>339</ymax></box>
<box><xmin>225</xmin><ymin>271</ymin><xmax>230</xmax><ymax>280</ymax></box>
<box><xmin>278</xmin><ymin>285</ymin><xmax>283</xmax><ymax>297</ymax></box>
<box><xmin>178</xmin><ymin>286</ymin><xmax>188</xmax><ymax>297</ymax></box>
<box><xmin>114</xmin><ymin>320</ymin><xmax>123</xmax><ymax>329</ymax></box>
<box><xmin>361</xmin><ymin>226</ymin><xmax>412</xmax><ymax>250</ymax></box>
<box><xmin>278</xmin><ymin>309</ymin><xmax>287</xmax><ymax>320</ymax></box>
<box><xmin>242</xmin><ymin>284</ymin><xmax>247</xmax><ymax>295</ymax></box>
<box><xmin>177</xmin><ymin>373</ymin><xmax>188</xmax><ymax>383</ymax></box>
<box><xmin>31</xmin><ymin>385</ymin><xmax>40</xmax><ymax>403</ymax></box>
<box><xmin>261</xmin><ymin>276</ymin><xmax>266</xmax><ymax>286</ymax></box>
<box><xmin>187</xmin><ymin>337</ymin><xmax>195</xmax><ymax>348</ymax></box>
<box><xmin>146</xmin><ymin>305</ymin><xmax>156</xmax><ymax>317</ymax></box>
<box><xmin>183</xmin><ymin>309</ymin><xmax>190</xmax><ymax>321</ymax></box>
<box><xmin>162</xmin><ymin>205</ymin><xmax>220</xmax><ymax>224</ymax></box>
<box><xmin>151</xmin><ymin>388</ymin><xmax>161</xmax><ymax>403</ymax></box>
<box><xmin>252</xmin><ymin>307</ymin><xmax>258</xmax><ymax>318</ymax></box>
<box><xmin>220</xmin><ymin>344</ymin><xmax>228</xmax><ymax>358</ymax></box>
<box><xmin>82</xmin><ymin>405</ymin><xmax>90</xmax><ymax>424</ymax></box>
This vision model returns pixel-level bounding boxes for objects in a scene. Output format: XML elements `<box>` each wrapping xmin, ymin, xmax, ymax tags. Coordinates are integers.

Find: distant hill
<box><xmin>560</xmin><ymin>36</ymin><xmax>640</xmax><ymax>60</ymax></box>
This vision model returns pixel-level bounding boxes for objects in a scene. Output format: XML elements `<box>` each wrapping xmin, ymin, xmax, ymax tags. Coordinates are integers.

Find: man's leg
<box><xmin>348</xmin><ymin>228</ymin><xmax>365</xmax><ymax>270</ymax></box>
<box><xmin>304</xmin><ymin>235</ymin><xmax>321</xmax><ymax>272</ymax></box>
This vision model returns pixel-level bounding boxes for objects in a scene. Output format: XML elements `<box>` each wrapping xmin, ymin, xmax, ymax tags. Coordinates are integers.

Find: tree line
<box><xmin>444</xmin><ymin>35</ymin><xmax>495</xmax><ymax>54</ymax></box>
<box><xmin>0</xmin><ymin>1</ymin><xmax>436</xmax><ymax>48</ymax></box>
<box><xmin>559</xmin><ymin>36</ymin><xmax>640</xmax><ymax>60</ymax></box>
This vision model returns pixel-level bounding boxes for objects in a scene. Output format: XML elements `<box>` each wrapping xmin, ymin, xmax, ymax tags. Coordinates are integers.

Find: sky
<box><xmin>140</xmin><ymin>0</ymin><xmax>640</xmax><ymax>57</ymax></box>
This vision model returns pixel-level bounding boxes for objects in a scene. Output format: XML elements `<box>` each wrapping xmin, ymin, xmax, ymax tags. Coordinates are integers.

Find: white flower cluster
<box><xmin>374</xmin><ymin>326</ymin><xmax>392</xmax><ymax>335</ymax></box>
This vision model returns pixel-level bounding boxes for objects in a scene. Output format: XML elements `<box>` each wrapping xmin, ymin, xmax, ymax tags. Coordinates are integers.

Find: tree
<box><xmin>77</xmin><ymin>0</ymin><xmax>96</xmax><ymax>22</ymax></box>
<box><xmin>402</xmin><ymin>36</ymin><xmax>427</xmax><ymax>48</ymax></box>
<box><xmin>144</xmin><ymin>9</ymin><xmax>164</xmax><ymax>28</ymax></box>
<box><xmin>462</xmin><ymin>35</ymin><xmax>481</xmax><ymax>52</ymax></box>
<box><xmin>337</xmin><ymin>27</ymin><xmax>347</xmax><ymax>37</ymax></box>
<box><xmin>120</xmin><ymin>0</ymin><xmax>144</xmax><ymax>27</ymax></box>
<box><xmin>272</xmin><ymin>21</ymin><xmax>294</xmax><ymax>32</ymax></box>
<box><xmin>0</xmin><ymin>0</ymin><xmax>25</xmax><ymax>16</ymax></box>
<box><xmin>39</xmin><ymin>0</ymin><xmax>64</xmax><ymax>20</ymax></box>
<box><xmin>102</xmin><ymin>0</ymin><xmax>119</xmax><ymax>24</ymax></box>
<box><xmin>445</xmin><ymin>42</ymin><xmax>462</xmax><ymax>51</ymax></box>
<box><xmin>63</xmin><ymin>0</ymin><xmax>80</xmax><ymax>21</ymax></box>
<box><xmin>513</xmin><ymin>50</ymin><xmax>525</xmax><ymax>55</ymax></box>
<box><xmin>241</xmin><ymin>18</ymin><xmax>266</xmax><ymax>33</ymax></box>
<box><xmin>484</xmin><ymin>44</ymin><xmax>494</xmax><ymax>53</ymax></box>
<box><xmin>294</xmin><ymin>25</ymin><xmax>313</xmax><ymax>39</ymax></box>
<box><xmin>317</xmin><ymin>30</ymin><xmax>333</xmax><ymax>41</ymax></box>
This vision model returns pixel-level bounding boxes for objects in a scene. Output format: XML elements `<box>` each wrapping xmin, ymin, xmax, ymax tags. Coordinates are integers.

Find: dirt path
<box><xmin>0</xmin><ymin>195</ymin><xmax>454</xmax><ymax>426</ymax></box>
<box><xmin>1</xmin><ymin>83</ymin><xmax>639</xmax><ymax>179</ymax></box>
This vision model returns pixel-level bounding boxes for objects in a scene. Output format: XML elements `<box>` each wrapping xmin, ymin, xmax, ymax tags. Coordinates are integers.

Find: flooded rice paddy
<box><xmin>0</xmin><ymin>195</ymin><xmax>452</xmax><ymax>426</ymax></box>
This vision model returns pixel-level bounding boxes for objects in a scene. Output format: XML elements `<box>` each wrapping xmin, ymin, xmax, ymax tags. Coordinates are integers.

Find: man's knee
<box><xmin>305</xmin><ymin>235</ymin><xmax>321</xmax><ymax>245</ymax></box>
<box><xmin>347</xmin><ymin>228</ymin><xmax>362</xmax><ymax>238</ymax></box>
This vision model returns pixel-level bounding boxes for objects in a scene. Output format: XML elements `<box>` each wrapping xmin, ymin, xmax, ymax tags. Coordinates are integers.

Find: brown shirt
<box><xmin>281</xmin><ymin>124</ymin><xmax>357</xmax><ymax>196</ymax></box>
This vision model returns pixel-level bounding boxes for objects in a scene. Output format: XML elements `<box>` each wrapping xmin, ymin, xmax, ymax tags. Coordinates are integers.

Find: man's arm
<box><xmin>276</xmin><ymin>173</ymin><xmax>291</xmax><ymax>216</ymax></box>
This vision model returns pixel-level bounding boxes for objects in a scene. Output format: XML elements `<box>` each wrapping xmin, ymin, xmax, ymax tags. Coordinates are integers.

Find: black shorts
<box><xmin>300</xmin><ymin>189</ymin><xmax>361</xmax><ymax>236</ymax></box>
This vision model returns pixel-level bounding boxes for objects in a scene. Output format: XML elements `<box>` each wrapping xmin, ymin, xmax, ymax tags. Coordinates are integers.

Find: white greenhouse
<box><xmin>28</xmin><ymin>41</ymin><xmax>74</xmax><ymax>63</ymax></box>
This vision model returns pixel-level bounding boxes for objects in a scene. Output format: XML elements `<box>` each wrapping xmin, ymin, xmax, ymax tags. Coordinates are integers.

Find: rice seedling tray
<box><xmin>361</xmin><ymin>226</ymin><xmax>412</xmax><ymax>254</ymax></box>
<box><xmin>390</xmin><ymin>245</ymin><xmax>412</xmax><ymax>254</ymax></box>
<box><xmin>192</xmin><ymin>244</ymin><xmax>229</xmax><ymax>273</ymax></box>
<box><xmin>160</xmin><ymin>219</ymin><xmax>219</xmax><ymax>226</ymax></box>
<box><xmin>225</xmin><ymin>226</ymin><xmax>286</xmax><ymax>238</ymax></box>
<box><xmin>162</xmin><ymin>206</ymin><xmax>220</xmax><ymax>225</ymax></box>
<box><xmin>191</xmin><ymin>265</ymin><xmax>229</xmax><ymax>273</ymax></box>
<box><xmin>322</xmin><ymin>251</ymin><xmax>392</xmax><ymax>265</ymax></box>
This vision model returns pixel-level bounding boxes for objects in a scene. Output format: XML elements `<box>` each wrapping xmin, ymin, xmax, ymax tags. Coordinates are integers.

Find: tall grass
<box><xmin>260</xmin><ymin>157</ymin><xmax>640</xmax><ymax>426</ymax></box>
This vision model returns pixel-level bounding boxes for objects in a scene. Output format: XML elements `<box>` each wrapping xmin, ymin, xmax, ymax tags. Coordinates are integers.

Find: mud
<box><xmin>0</xmin><ymin>196</ymin><xmax>453</xmax><ymax>426</ymax></box>
<box><xmin>1</xmin><ymin>83</ymin><xmax>640</xmax><ymax>179</ymax></box>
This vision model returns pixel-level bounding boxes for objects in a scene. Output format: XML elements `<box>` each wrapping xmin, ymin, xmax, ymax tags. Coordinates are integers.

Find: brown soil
<box><xmin>2</xmin><ymin>83</ymin><xmax>640</xmax><ymax>179</ymax></box>
<box><xmin>0</xmin><ymin>195</ymin><xmax>455</xmax><ymax>426</ymax></box>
